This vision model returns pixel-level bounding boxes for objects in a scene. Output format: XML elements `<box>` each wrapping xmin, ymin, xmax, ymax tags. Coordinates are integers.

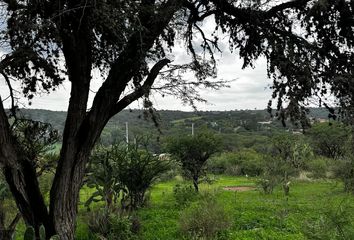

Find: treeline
<box><xmin>17</xmin><ymin>108</ymin><xmax>331</xmax><ymax>145</ymax></box>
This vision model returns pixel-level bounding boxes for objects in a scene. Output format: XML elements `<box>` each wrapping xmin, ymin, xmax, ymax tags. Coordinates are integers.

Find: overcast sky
<box><xmin>0</xmin><ymin>53</ymin><xmax>273</xmax><ymax>112</ymax></box>
<box><xmin>0</xmin><ymin>17</ymin><xmax>274</xmax><ymax>112</ymax></box>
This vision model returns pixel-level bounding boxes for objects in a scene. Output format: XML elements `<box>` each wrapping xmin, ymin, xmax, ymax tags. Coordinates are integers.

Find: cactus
<box><xmin>23</xmin><ymin>226</ymin><xmax>35</xmax><ymax>240</ymax></box>
<box><xmin>22</xmin><ymin>225</ymin><xmax>59</xmax><ymax>240</ymax></box>
<box><xmin>39</xmin><ymin>225</ymin><xmax>46</xmax><ymax>240</ymax></box>
<box><xmin>49</xmin><ymin>235</ymin><xmax>60</xmax><ymax>240</ymax></box>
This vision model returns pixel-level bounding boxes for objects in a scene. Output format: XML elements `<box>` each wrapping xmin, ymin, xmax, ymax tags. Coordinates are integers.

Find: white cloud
<box><xmin>0</xmin><ymin>18</ymin><xmax>273</xmax><ymax>112</ymax></box>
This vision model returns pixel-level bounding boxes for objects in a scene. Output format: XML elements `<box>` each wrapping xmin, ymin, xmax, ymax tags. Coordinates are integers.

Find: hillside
<box><xmin>15</xmin><ymin>108</ymin><xmax>331</xmax><ymax>149</ymax></box>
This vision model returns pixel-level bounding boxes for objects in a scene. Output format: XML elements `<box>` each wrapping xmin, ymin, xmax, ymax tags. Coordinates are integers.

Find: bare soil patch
<box><xmin>223</xmin><ymin>186</ymin><xmax>256</xmax><ymax>192</ymax></box>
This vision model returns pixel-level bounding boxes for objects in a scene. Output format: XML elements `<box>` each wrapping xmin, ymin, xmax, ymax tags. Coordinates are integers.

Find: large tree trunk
<box><xmin>0</xmin><ymin>1</ymin><xmax>182</xmax><ymax>239</ymax></box>
<box><xmin>0</xmin><ymin>99</ymin><xmax>54</xmax><ymax>238</ymax></box>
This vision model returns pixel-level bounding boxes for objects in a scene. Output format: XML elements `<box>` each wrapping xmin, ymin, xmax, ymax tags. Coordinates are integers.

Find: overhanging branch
<box><xmin>1</xmin><ymin>71</ymin><xmax>17</xmax><ymax>119</ymax></box>
<box><xmin>109</xmin><ymin>58</ymin><xmax>170</xmax><ymax>117</ymax></box>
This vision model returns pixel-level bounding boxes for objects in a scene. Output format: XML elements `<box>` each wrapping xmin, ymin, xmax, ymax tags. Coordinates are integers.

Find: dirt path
<box><xmin>223</xmin><ymin>186</ymin><xmax>256</xmax><ymax>192</ymax></box>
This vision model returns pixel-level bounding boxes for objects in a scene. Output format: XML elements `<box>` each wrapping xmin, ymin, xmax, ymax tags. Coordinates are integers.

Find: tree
<box><xmin>166</xmin><ymin>131</ymin><xmax>222</xmax><ymax>192</ymax></box>
<box><xmin>85</xmin><ymin>146</ymin><xmax>124</xmax><ymax>212</ymax></box>
<box><xmin>113</xmin><ymin>141</ymin><xmax>170</xmax><ymax>210</ymax></box>
<box><xmin>0</xmin><ymin>0</ymin><xmax>353</xmax><ymax>239</ymax></box>
<box><xmin>260</xmin><ymin>133</ymin><xmax>313</xmax><ymax>194</ymax></box>
<box><xmin>306</xmin><ymin>122</ymin><xmax>351</xmax><ymax>159</ymax></box>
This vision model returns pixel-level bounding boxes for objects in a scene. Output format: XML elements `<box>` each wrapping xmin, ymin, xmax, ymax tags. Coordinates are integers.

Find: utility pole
<box><xmin>192</xmin><ymin>123</ymin><xmax>194</xmax><ymax>136</ymax></box>
<box><xmin>125</xmin><ymin>122</ymin><xmax>129</xmax><ymax>144</ymax></box>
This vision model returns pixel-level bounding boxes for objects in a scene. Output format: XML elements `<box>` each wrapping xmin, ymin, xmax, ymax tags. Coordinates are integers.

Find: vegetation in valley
<box><xmin>1</xmin><ymin>0</ymin><xmax>354</xmax><ymax>239</ymax></box>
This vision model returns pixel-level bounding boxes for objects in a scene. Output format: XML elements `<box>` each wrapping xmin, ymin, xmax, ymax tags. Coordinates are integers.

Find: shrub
<box><xmin>158</xmin><ymin>160</ymin><xmax>181</xmax><ymax>182</ymax></box>
<box><xmin>173</xmin><ymin>184</ymin><xmax>197</xmax><ymax>207</ymax></box>
<box><xmin>208</xmin><ymin>149</ymin><xmax>264</xmax><ymax>176</ymax></box>
<box><xmin>333</xmin><ymin>156</ymin><xmax>354</xmax><ymax>193</ymax></box>
<box><xmin>257</xmin><ymin>177</ymin><xmax>278</xmax><ymax>194</ymax></box>
<box><xmin>113</xmin><ymin>142</ymin><xmax>170</xmax><ymax>209</ymax></box>
<box><xmin>179</xmin><ymin>194</ymin><xmax>231</xmax><ymax>239</ymax></box>
<box><xmin>302</xmin><ymin>199</ymin><xmax>354</xmax><ymax>239</ymax></box>
<box><xmin>88</xmin><ymin>210</ymin><xmax>137</xmax><ymax>240</ymax></box>
<box><xmin>86</xmin><ymin>139</ymin><xmax>170</xmax><ymax>211</ymax></box>
<box><xmin>305</xmin><ymin>157</ymin><xmax>329</xmax><ymax>179</ymax></box>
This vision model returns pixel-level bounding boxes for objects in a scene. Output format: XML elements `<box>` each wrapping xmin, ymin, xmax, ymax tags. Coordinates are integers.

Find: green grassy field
<box><xmin>11</xmin><ymin>176</ymin><xmax>354</xmax><ymax>239</ymax></box>
<box><xmin>73</xmin><ymin>176</ymin><xmax>354</xmax><ymax>240</ymax></box>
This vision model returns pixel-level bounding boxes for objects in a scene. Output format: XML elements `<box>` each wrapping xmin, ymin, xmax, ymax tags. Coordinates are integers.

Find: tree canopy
<box><xmin>166</xmin><ymin>131</ymin><xmax>222</xmax><ymax>191</ymax></box>
<box><xmin>0</xmin><ymin>1</ymin><xmax>353</xmax><ymax>239</ymax></box>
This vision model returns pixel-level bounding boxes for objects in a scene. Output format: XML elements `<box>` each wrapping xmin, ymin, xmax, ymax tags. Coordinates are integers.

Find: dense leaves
<box><xmin>166</xmin><ymin>131</ymin><xmax>222</xmax><ymax>191</ymax></box>
<box><xmin>1</xmin><ymin>0</ymin><xmax>354</xmax><ymax>238</ymax></box>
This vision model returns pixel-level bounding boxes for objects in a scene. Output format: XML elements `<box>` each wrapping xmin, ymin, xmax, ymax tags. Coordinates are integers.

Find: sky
<box><xmin>0</xmin><ymin>18</ymin><xmax>274</xmax><ymax>112</ymax></box>
<box><xmin>0</xmin><ymin>54</ymin><xmax>273</xmax><ymax>112</ymax></box>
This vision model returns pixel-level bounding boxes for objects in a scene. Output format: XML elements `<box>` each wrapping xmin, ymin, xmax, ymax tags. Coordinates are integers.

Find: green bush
<box><xmin>333</xmin><ymin>156</ymin><xmax>354</xmax><ymax>193</ymax></box>
<box><xmin>158</xmin><ymin>160</ymin><xmax>181</xmax><ymax>182</ymax></box>
<box><xmin>88</xmin><ymin>210</ymin><xmax>137</xmax><ymax>240</ymax></box>
<box><xmin>305</xmin><ymin>157</ymin><xmax>329</xmax><ymax>179</ymax></box>
<box><xmin>208</xmin><ymin>149</ymin><xmax>264</xmax><ymax>177</ymax></box>
<box><xmin>302</xmin><ymin>199</ymin><xmax>354</xmax><ymax>239</ymax></box>
<box><xmin>257</xmin><ymin>177</ymin><xmax>278</xmax><ymax>194</ymax></box>
<box><xmin>173</xmin><ymin>184</ymin><xmax>197</xmax><ymax>207</ymax></box>
<box><xmin>179</xmin><ymin>194</ymin><xmax>231</xmax><ymax>239</ymax></box>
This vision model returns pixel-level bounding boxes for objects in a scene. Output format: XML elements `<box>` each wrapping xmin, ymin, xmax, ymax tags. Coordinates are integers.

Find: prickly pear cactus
<box><xmin>49</xmin><ymin>235</ymin><xmax>60</xmax><ymax>240</ymax></box>
<box><xmin>39</xmin><ymin>225</ymin><xmax>46</xmax><ymax>240</ymax></box>
<box><xmin>23</xmin><ymin>226</ymin><xmax>35</xmax><ymax>240</ymax></box>
<box><xmin>22</xmin><ymin>225</ymin><xmax>60</xmax><ymax>240</ymax></box>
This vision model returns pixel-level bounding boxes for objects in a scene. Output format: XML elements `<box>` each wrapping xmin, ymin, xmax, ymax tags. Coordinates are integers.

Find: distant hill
<box><xmin>18</xmin><ymin>107</ymin><xmax>331</xmax><ymax>133</ymax></box>
<box><xmin>11</xmin><ymin>107</ymin><xmax>331</xmax><ymax>152</ymax></box>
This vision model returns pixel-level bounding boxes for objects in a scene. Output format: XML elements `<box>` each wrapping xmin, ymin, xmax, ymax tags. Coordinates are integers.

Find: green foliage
<box><xmin>333</xmin><ymin>156</ymin><xmax>354</xmax><ymax>193</ymax></box>
<box><xmin>87</xmin><ymin>210</ymin><xmax>137</xmax><ymax>240</ymax></box>
<box><xmin>23</xmin><ymin>226</ymin><xmax>35</xmax><ymax>240</ymax></box>
<box><xmin>166</xmin><ymin>131</ymin><xmax>222</xmax><ymax>192</ymax></box>
<box><xmin>87</xmin><ymin>139</ymin><xmax>170</xmax><ymax>210</ymax></box>
<box><xmin>23</xmin><ymin>225</ymin><xmax>59</xmax><ymax>240</ymax></box>
<box><xmin>305</xmin><ymin>157</ymin><xmax>330</xmax><ymax>179</ymax></box>
<box><xmin>303</xmin><ymin>199</ymin><xmax>354</xmax><ymax>240</ymax></box>
<box><xmin>0</xmin><ymin>174</ymin><xmax>10</xmax><ymax>201</ymax></box>
<box><xmin>258</xmin><ymin>134</ymin><xmax>313</xmax><ymax>194</ymax></box>
<box><xmin>173</xmin><ymin>184</ymin><xmax>197</xmax><ymax>207</ymax></box>
<box><xmin>86</xmin><ymin>146</ymin><xmax>123</xmax><ymax>211</ymax></box>
<box><xmin>208</xmin><ymin>149</ymin><xmax>264</xmax><ymax>176</ymax></box>
<box><xmin>13</xmin><ymin>119</ymin><xmax>59</xmax><ymax>162</ymax></box>
<box><xmin>113</xmin><ymin>141</ymin><xmax>170</xmax><ymax>210</ymax></box>
<box><xmin>179</xmin><ymin>193</ymin><xmax>231</xmax><ymax>239</ymax></box>
<box><xmin>257</xmin><ymin>177</ymin><xmax>278</xmax><ymax>195</ymax></box>
<box><xmin>306</xmin><ymin>122</ymin><xmax>351</xmax><ymax>159</ymax></box>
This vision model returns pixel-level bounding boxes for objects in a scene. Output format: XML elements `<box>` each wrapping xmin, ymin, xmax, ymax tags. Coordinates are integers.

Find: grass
<box><xmin>132</xmin><ymin>176</ymin><xmax>354</xmax><ymax>239</ymax></box>
<box><xmin>12</xmin><ymin>176</ymin><xmax>354</xmax><ymax>239</ymax></box>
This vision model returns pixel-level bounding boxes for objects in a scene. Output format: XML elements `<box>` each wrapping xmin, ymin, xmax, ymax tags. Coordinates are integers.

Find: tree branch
<box><xmin>1</xmin><ymin>71</ymin><xmax>17</xmax><ymax>119</ymax></box>
<box><xmin>109</xmin><ymin>58</ymin><xmax>170</xmax><ymax>117</ymax></box>
<box><xmin>8</xmin><ymin>213</ymin><xmax>21</xmax><ymax>231</ymax></box>
<box><xmin>89</xmin><ymin>0</ymin><xmax>182</xmax><ymax>118</ymax></box>
<box><xmin>265</xmin><ymin>0</ymin><xmax>312</xmax><ymax>17</ymax></box>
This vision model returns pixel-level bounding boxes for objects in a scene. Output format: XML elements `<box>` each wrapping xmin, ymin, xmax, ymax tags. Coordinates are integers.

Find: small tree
<box><xmin>166</xmin><ymin>131</ymin><xmax>222</xmax><ymax>192</ymax></box>
<box><xmin>260</xmin><ymin>134</ymin><xmax>313</xmax><ymax>195</ymax></box>
<box><xmin>85</xmin><ymin>146</ymin><xmax>123</xmax><ymax>211</ymax></box>
<box><xmin>113</xmin><ymin>141</ymin><xmax>170</xmax><ymax>210</ymax></box>
<box><xmin>306</xmin><ymin>122</ymin><xmax>351</xmax><ymax>160</ymax></box>
<box><xmin>86</xmin><ymin>140</ymin><xmax>169</xmax><ymax>211</ymax></box>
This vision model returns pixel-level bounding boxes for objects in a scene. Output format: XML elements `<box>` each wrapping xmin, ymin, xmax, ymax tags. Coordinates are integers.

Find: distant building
<box><xmin>257</xmin><ymin>121</ymin><xmax>272</xmax><ymax>125</ymax></box>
